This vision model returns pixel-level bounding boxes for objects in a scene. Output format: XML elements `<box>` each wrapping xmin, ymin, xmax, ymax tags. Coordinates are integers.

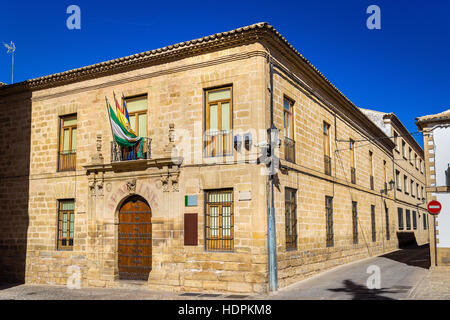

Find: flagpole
<box><xmin>105</xmin><ymin>96</ymin><xmax>115</xmax><ymax>140</ymax></box>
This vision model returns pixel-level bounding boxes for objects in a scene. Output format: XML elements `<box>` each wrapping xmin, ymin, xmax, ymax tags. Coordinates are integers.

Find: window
<box><xmin>412</xmin><ymin>211</ymin><xmax>417</xmax><ymax>230</ymax></box>
<box><xmin>283</xmin><ymin>97</ymin><xmax>295</xmax><ymax>163</ymax></box>
<box><xmin>404</xmin><ymin>175</ymin><xmax>408</xmax><ymax>194</ymax></box>
<box><xmin>57</xmin><ymin>199</ymin><xmax>75</xmax><ymax>250</ymax></box>
<box><xmin>420</xmin><ymin>159</ymin><xmax>423</xmax><ymax>173</ymax></box>
<box><xmin>411</xmin><ymin>180</ymin><xmax>415</xmax><ymax>198</ymax></box>
<box><xmin>396</xmin><ymin>170</ymin><xmax>401</xmax><ymax>190</ymax></box>
<box><xmin>323</xmin><ymin>122</ymin><xmax>331</xmax><ymax>175</ymax></box>
<box><xmin>58</xmin><ymin>115</ymin><xmax>77</xmax><ymax>171</ymax></box>
<box><xmin>371</xmin><ymin>205</ymin><xmax>376</xmax><ymax>242</ymax></box>
<box><xmin>369</xmin><ymin>151</ymin><xmax>374</xmax><ymax>190</ymax></box>
<box><xmin>423</xmin><ymin>213</ymin><xmax>428</xmax><ymax>230</ymax></box>
<box><xmin>409</xmin><ymin>147</ymin><xmax>412</xmax><ymax>164</ymax></box>
<box><xmin>406</xmin><ymin>210</ymin><xmax>411</xmax><ymax>230</ymax></box>
<box><xmin>383</xmin><ymin>160</ymin><xmax>387</xmax><ymax>191</ymax></box>
<box><xmin>398</xmin><ymin>208</ymin><xmax>404</xmax><ymax>230</ymax></box>
<box><xmin>350</xmin><ymin>139</ymin><xmax>356</xmax><ymax>184</ymax></box>
<box><xmin>352</xmin><ymin>201</ymin><xmax>358</xmax><ymax>244</ymax></box>
<box><xmin>204</xmin><ymin>87</ymin><xmax>233</xmax><ymax>157</ymax></box>
<box><xmin>205</xmin><ymin>190</ymin><xmax>233</xmax><ymax>251</ymax></box>
<box><xmin>285</xmin><ymin>188</ymin><xmax>297</xmax><ymax>250</ymax></box>
<box><xmin>414</xmin><ymin>153</ymin><xmax>418</xmax><ymax>169</ymax></box>
<box><xmin>402</xmin><ymin>140</ymin><xmax>406</xmax><ymax>158</ymax></box>
<box><xmin>394</xmin><ymin>131</ymin><xmax>399</xmax><ymax>151</ymax></box>
<box><xmin>416</xmin><ymin>183</ymin><xmax>420</xmax><ymax>200</ymax></box>
<box><xmin>325</xmin><ymin>196</ymin><xmax>334</xmax><ymax>247</ymax></box>
<box><xmin>125</xmin><ymin>95</ymin><xmax>148</xmax><ymax>138</ymax></box>
<box><xmin>385</xmin><ymin>206</ymin><xmax>390</xmax><ymax>240</ymax></box>
<box><xmin>421</xmin><ymin>186</ymin><xmax>425</xmax><ymax>200</ymax></box>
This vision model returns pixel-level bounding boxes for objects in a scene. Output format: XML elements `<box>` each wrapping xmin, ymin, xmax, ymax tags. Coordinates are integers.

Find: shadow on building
<box><xmin>0</xmin><ymin>89</ymin><xmax>31</xmax><ymax>286</ymax></box>
<box><xmin>380</xmin><ymin>243</ymin><xmax>430</xmax><ymax>269</ymax></box>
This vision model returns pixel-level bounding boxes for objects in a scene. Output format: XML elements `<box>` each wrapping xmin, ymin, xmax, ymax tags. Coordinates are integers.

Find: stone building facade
<box><xmin>416</xmin><ymin>110</ymin><xmax>450</xmax><ymax>267</ymax></box>
<box><xmin>361</xmin><ymin>109</ymin><xmax>429</xmax><ymax>246</ymax></box>
<box><xmin>0</xmin><ymin>23</ymin><xmax>429</xmax><ymax>293</ymax></box>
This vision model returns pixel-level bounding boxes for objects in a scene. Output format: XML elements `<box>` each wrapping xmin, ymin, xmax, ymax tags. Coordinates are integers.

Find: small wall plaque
<box><xmin>239</xmin><ymin>191</ymin><xmax>251</xmax><ymax>201</ymax></box>
<box><xmin>185</xmin><ymin>195</ymin><xmax>198</xmax><ymax>207</ymax></box>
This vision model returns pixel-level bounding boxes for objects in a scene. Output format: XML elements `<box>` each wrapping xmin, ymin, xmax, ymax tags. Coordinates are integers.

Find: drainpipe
<box><xmin>267</xmin><ymin>60</ymin><xmax>278</xmax><ymax>292</ymax></box>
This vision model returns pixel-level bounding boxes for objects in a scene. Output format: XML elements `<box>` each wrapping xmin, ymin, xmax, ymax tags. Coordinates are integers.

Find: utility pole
<box><xmin>4</xmin><ymin>41</ymin><xmax>15</xmax><ymax>84</ymax></box>
<box><xmin>267</xmin><ymin>61</ymin><xmax>278</xmax><ymax>292</ymax></box>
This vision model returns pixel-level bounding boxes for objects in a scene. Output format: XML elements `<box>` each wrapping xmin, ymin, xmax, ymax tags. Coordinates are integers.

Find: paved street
<box><xmin>1</xmin><ymin>245</ymin><xmax>447</xmax><ymax>300</ymax></box>
<box><xmin>271</xmin><ymin>245</ymin><xmax>431</xmax><ymax>300</ymax></box>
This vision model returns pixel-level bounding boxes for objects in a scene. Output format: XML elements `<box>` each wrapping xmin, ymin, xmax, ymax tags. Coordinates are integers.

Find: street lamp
<box><xmin>381</xmin><ymin>179</ymin><xmax>395</xmax><ymax>194</ymax></box>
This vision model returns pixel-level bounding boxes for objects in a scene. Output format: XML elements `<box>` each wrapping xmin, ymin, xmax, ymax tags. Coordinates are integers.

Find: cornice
<box><xmin>383</xmin><ymin>113</ymin><xmax>424</xmax><ymax>157</ymax></box>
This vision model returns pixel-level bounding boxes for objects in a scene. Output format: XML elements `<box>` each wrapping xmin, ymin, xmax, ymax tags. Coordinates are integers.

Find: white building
<box><xmin>417</xmin><ymin>109</ymin><xmax>450</xmax><ymax>267</ymax></box>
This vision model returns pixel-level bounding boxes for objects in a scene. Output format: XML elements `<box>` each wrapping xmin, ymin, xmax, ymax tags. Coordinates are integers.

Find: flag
<box><xmin>114</xmin><ymin>93</ymin><xmax>136</xmax><ymax>136</ymax></box>
<box><xmin>122</xmin><ymin>95</ymin><xmax>130</xmax><ymax>123</ymax></box>
<box><xmin>107</xmin><ymin>98</ymin><xmax>143</xmax><ymax>158</ymax></box>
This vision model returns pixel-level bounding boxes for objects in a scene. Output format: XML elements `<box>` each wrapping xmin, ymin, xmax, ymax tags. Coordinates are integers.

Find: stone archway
<box><xmin>118</xmin><ymin>195</ymin><xmax>152</xmax><ymax>280</ymax></box>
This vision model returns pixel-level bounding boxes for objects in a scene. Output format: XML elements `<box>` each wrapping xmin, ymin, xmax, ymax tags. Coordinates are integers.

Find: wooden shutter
<box><xmin>184</xmin><ymin>213</ymin><xmax>198</xmax><ymax>246</ymax></box>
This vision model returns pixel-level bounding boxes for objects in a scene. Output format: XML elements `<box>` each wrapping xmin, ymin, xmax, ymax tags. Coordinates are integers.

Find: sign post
<box><xmin>427</xmin><ymin>200</ymin><xmax>442</xmax><ymax>267</ymax></box>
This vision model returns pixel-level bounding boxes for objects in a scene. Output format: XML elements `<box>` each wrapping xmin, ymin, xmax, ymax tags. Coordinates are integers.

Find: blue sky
<box><xmin>1</xmin><ymin>0</ymin><xmax>449</xmax><ymax>145</ymax></box>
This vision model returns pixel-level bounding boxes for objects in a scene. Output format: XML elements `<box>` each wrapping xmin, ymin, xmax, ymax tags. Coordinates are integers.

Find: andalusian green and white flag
<box><xmin>107</xmin><ymin>98</ymin><xmax>144</xmax><ymax>158</ymax></box>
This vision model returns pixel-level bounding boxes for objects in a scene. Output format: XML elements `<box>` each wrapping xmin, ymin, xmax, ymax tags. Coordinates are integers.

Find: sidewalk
<box><xmin>408</xmin><ymin>268</ymin><xmax>450</xmax><ymax>300</ymax></box>
<box><xmin>0</xmin><ymin>283</ymin><xmax>263</xmax><ymax>300</ymax></box>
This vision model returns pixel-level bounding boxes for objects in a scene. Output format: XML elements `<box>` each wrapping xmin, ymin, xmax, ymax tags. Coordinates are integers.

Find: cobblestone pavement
<box><xmin>408</xmin><ymin>268</ymin><xmax>450</xmax><ymax>300</ymax></box>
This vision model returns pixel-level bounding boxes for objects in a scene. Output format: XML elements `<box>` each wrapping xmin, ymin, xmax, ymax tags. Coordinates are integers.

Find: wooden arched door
<box><xmin>118</xmin><ymin>196</ymin><xmax>152</xmax><ymax>280</ymax></box>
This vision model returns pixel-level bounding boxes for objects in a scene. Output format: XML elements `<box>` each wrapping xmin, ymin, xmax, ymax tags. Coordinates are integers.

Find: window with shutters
<box><xmin>58</xmin><ymin>115</ymin><xmax>77</xmax><ymax>171</ymax></box>
<box><xmin>385</xmin><ymin>206</ymin><xmax>390</xmax><ymax>240</ymax></box>
<box><xmin>325</xmin><ymin>196</ymin><xmax>334</xmax><ymax>247</ymax></box>
<box><xmin>396</xmin><ymin>170</ymin><xmax>401</xmax><ymax>191</ymax></box>
<box><xmin>398</xmin><ymin>208</ymin><xmax>404</xmax><ymax>230</ymax></box>
<box><xmin>57</xmin><ymin>199</ymin><xmax>75</xmax><ymax>250</ymax></box>
<box><xmin>352</xmin><ymin>201</ymin><xmax>358</xmax><ymax>244</ymax></box>
<box><xmin>285</xmin><ymin>188</ymin><xmax>297</xmax><ymax>250</ymax></box>
<box><xmin>283</xmin><ymin>97</ymin><xmax>295</xmax><ymax>163</ymax></box>
<box><xmin>205</xmin><ymin>190</ymin><xmax>233</xmax><ymax>251</ymax></box>
<box><xmin>406</xmin><ymin>209</ymin><xmax>411</xmax><ymax>230</ymax></box>
<box><xmin>369</xmin><ymin>151</ymin><xmax>374</xmax><ymax>190</ymax></box>
<box><xmin>204</xmin><ymin>87</ymin><xmax>233</xmax><ymax>157</ymax></box>
<box><xmin>125</xmin><ymin>95</ymin><xmax>148</xmax><ymax>138</ymax></box>
<box><xmin>371</xmin><ymin>205</ymin><xmax>376</xmax><ymax>242</ymax></box>
<box><xmin>350</xmin><ymin>139</ymin><xmax>356</xmax><ymax>184</ymax></box>
<box><xmin>323</xmin><ymin>122</ymin><xmax>331</xmax><ymax>175</ymax></box>
<box><xmin>423</xmin><ymin>213</ymin><xmax>428</xmax><ymax>230</ymax></box>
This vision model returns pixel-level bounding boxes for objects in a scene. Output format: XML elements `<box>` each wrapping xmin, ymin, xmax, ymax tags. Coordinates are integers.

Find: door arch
<box><xmin>118</xmin><ymin>195</ymin><xmax>152</xmax><ymax>280</ymax></box>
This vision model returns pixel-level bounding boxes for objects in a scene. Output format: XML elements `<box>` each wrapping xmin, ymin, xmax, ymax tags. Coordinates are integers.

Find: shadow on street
<box><xmin>328</xmin><ymin>279</ymin><xmax>410</xmax><ymax>300</ymax></box>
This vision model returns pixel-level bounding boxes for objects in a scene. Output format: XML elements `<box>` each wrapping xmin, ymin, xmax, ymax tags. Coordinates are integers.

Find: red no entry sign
<box><xmin>427</xmin><ymin>200</ymin><xmax>442</xmax><ymax>215</ymax></box>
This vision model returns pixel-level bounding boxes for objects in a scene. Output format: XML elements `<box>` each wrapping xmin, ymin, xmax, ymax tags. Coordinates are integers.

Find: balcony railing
<box><xmin>324</xmin><ymin>155</ymin><xmax>332</xmax><ymax>176</ymax></box>
<box><xmin>351</xmin><ymin>167</ymin><xmax>356</xmax><ymax>184</ymax></box>
<box><xmin>204</xmin><ymin>130</ymin><xmax>233</xmax><ymax>157</ymax></box>
<box><xmin>370</xmin><ymin>175</ymin><xmax>374</xmax><ymax>190</ymax></box>
<box><xmin>58</xmin><ymin>150</ymin><xmax>76</xmax><ymax>171</ymax></box>
<box><xmin>111</xmin><ymin>138</ymin><xmax>151</xmax><ymax>162</ymax></box>
<box><xmin>284</xmin><ymin>137</ymin><xmax>295</xmax><ymax>163</ymax></box>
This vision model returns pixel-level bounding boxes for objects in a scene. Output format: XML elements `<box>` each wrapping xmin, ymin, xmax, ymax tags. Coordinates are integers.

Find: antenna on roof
<box><xmin>3</xmin><ymin>41</ymin><xmax>16</xmax><ymax>84</ymax></box>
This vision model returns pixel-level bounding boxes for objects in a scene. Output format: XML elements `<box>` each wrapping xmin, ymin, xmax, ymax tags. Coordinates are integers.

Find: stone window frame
<box><xmin>56</xmin><ymin>199</ymin><xmax>75</xmax><ymax>251</ymax></box>
<box><xmin>285</xmin><ymin>187</ymin><xmax>298</xmax><ymax>251</ymax></box>
<box><xmin>58</xmin><ymin>113</ymin><xmax>77</xmax><ymax>172</ymax></box>
<box><xmin>325</xmin><ymin>196</ymin><xmax>334</xmax><ymax>248</ymax></box>
<box><xmin>203</xmin><ymin>85</ymin><xmax>233</xmax><ymax>158</ymax></box>
<box><xmin>204</xmin><ymin>189</ymin><xmax>234</xmax><ymax>252</ymax></box>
